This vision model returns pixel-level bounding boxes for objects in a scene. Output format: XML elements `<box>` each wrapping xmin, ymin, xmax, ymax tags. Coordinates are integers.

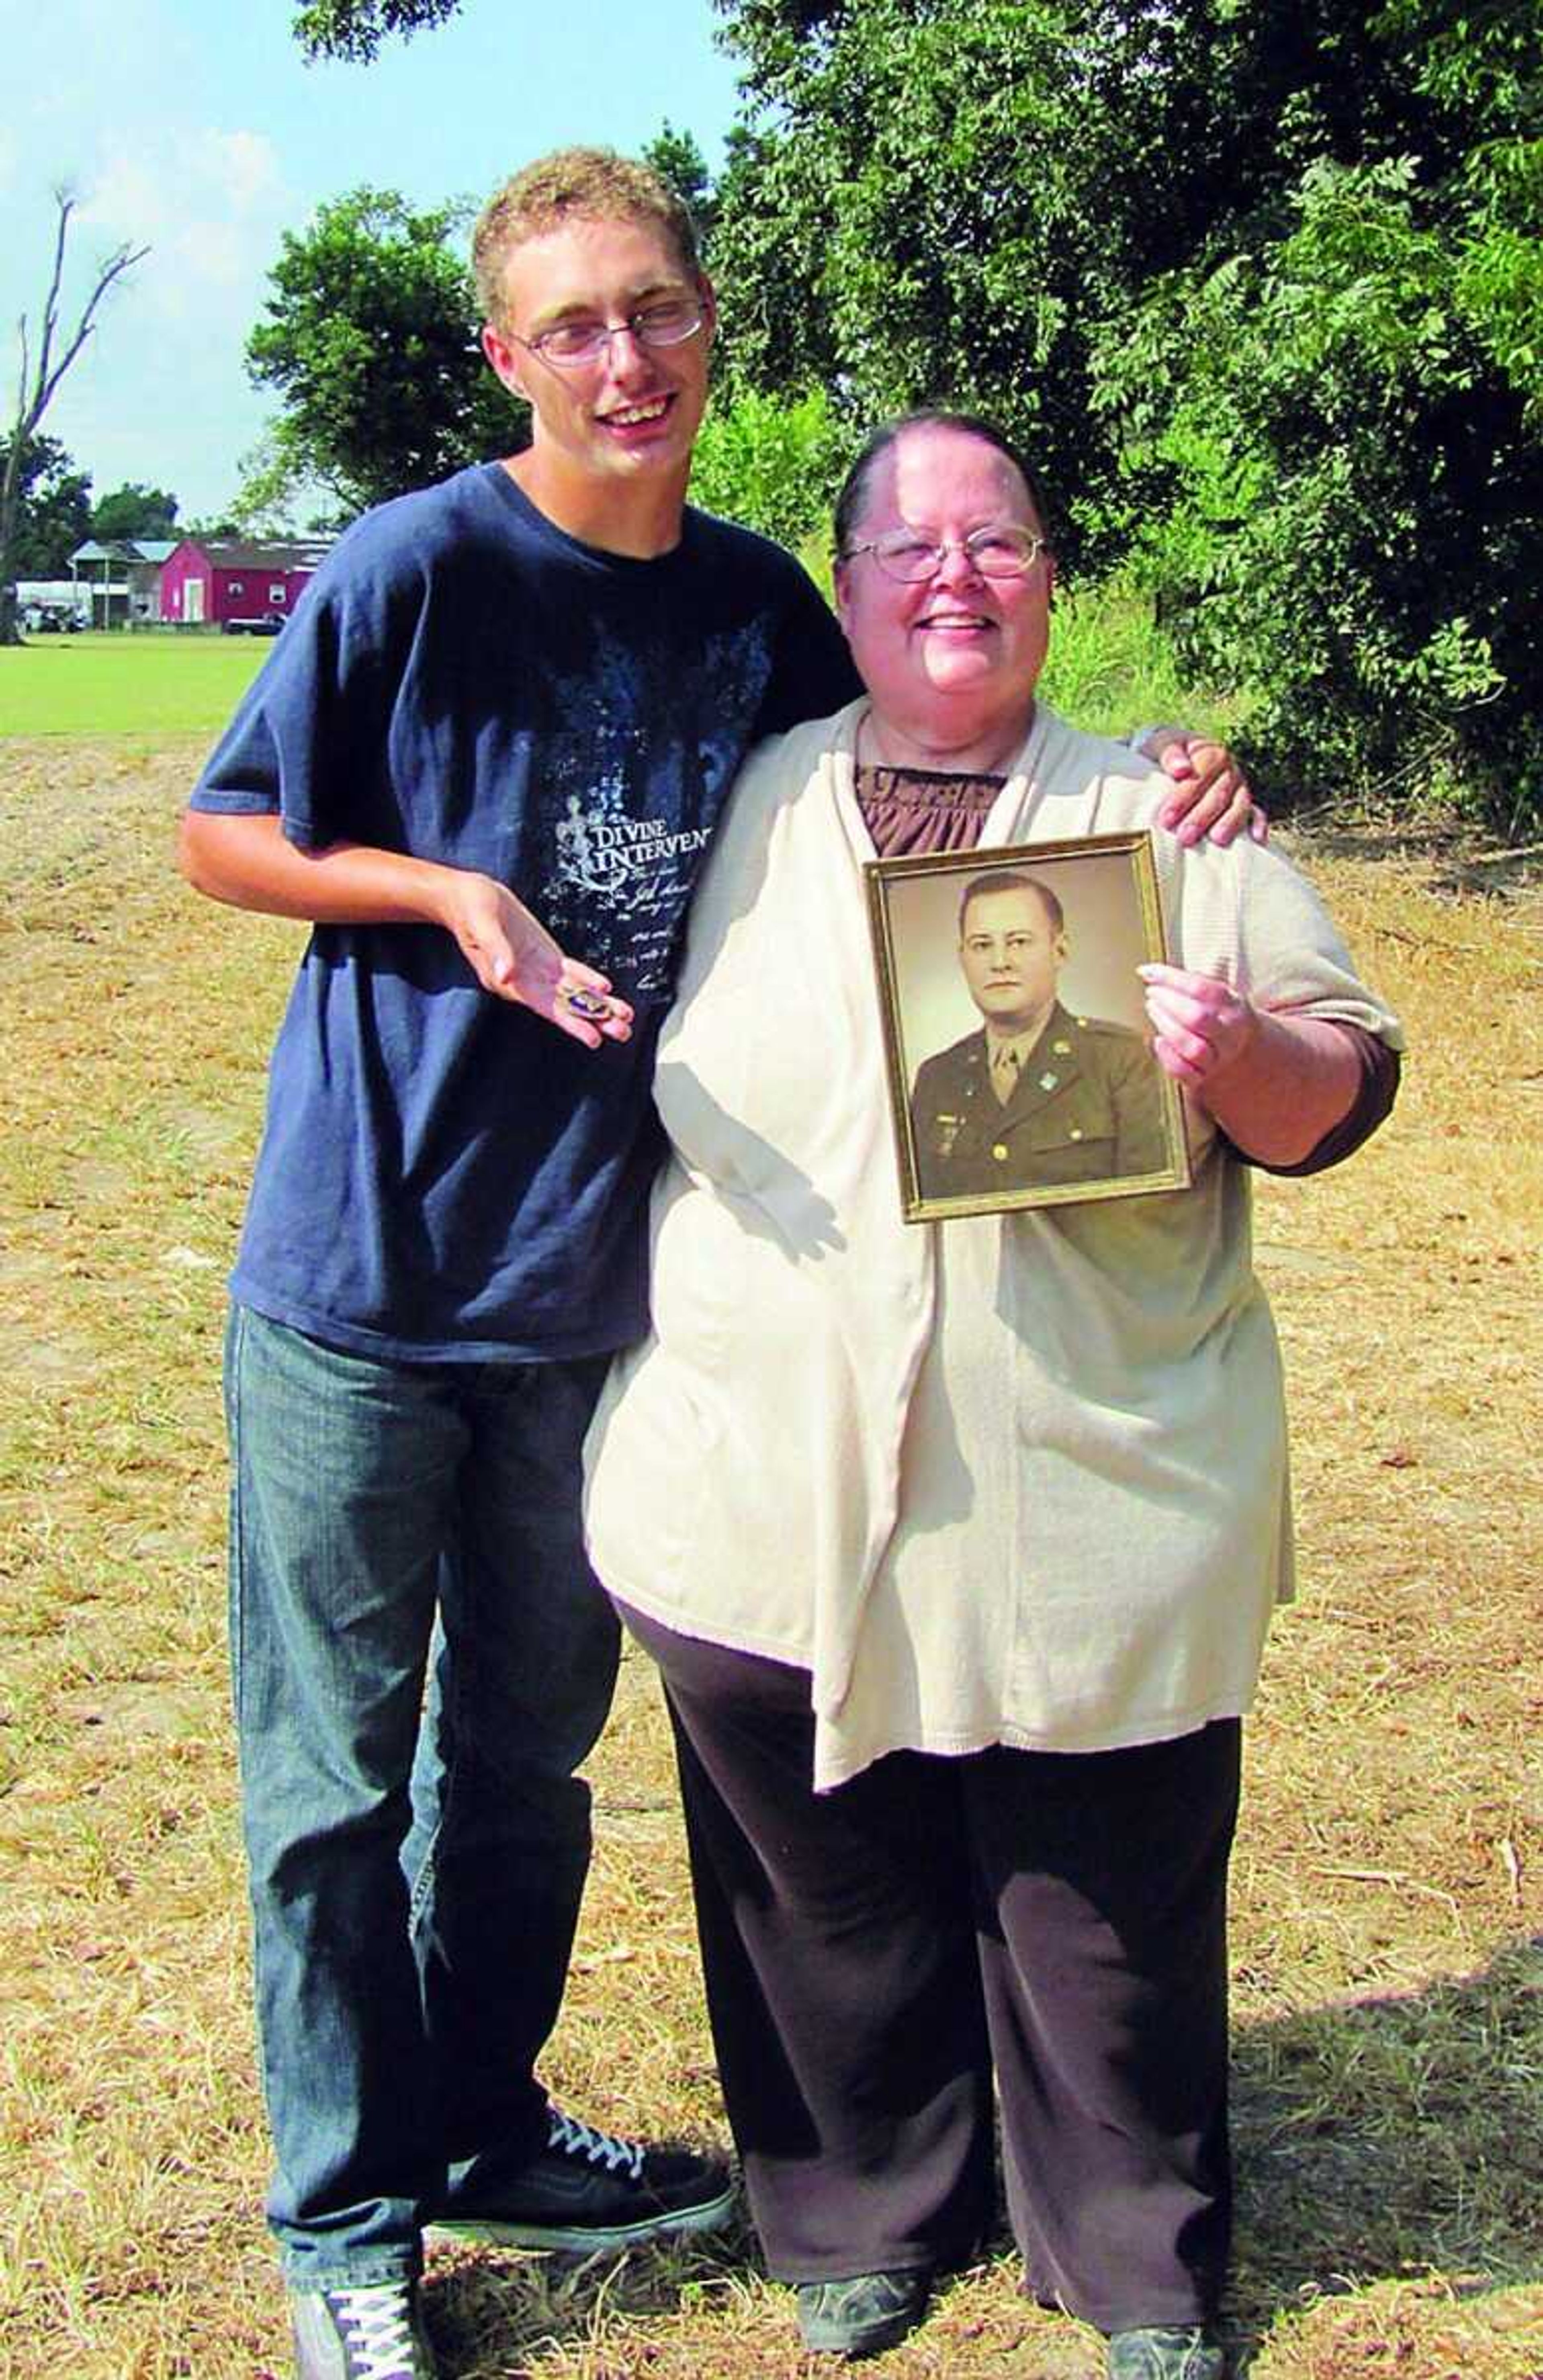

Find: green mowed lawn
<box><xmin>0</xmin><ymin>631</ymin><xmax>270</xmax><ymax>738</ymax></box>
<box><xmin>2</xmin><ymin>588</ymin><xmax>1237</xmax><ymax>747</ymax></box>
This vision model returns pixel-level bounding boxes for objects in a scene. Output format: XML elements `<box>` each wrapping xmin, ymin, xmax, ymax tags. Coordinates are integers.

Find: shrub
<box><xmin>1101</xmin><ymin>134</ymin><xmax>1543</xmax><ymax>834</ymax></box>
<box><xmin>688</xmin><ymin>384</ymin><xmax>851</xmax><ymax>552</ymax></box>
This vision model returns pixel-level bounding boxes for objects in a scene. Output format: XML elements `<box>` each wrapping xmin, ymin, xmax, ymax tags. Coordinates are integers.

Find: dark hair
<box><xmin>958</xmin><ymin>869</ymin><xmax>1064</xmax><ymax>939</ymax></box>
<box><xmin>833</xmin><ymin>409</ymin><xmax>1052</xmax><ymax>558</ymax></box>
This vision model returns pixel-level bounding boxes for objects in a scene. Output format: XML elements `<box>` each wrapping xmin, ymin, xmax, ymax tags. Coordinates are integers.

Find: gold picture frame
<box><xmin>864</xmin><ymin>832</ymin><xmax>1192</xmax><ymax>1223</ymax></box>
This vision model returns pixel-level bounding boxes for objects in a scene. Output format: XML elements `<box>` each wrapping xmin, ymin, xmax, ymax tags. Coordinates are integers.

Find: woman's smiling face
<box><xmin>833</xmin><ymin>422</ymin><xmax>1055</xmax><ymax>757</ymax></box>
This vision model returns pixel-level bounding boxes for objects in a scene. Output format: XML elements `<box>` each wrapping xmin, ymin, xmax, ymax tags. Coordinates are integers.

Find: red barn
<box><xmin>159</xmin><ymin>536</ymin><xmax>332</xmax><ymax>632</ymax></box>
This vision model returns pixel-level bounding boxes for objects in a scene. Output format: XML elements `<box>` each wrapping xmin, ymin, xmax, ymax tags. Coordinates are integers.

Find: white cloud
<box><xmin>76</xmin><ymin>127</ymin><xmax>286</xmax><ymax>311</ymax></box>
<box><xmin>216</xmin><ymin>128</ymin><xmax>283</xmax><ymax>215</ymax></box>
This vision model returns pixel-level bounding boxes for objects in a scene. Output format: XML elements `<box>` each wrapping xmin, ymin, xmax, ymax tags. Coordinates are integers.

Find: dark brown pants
<box><xmin>620</xmin><ymin>1604</ymin><xmax>1239</xmax><ymax>2334</ymax></box>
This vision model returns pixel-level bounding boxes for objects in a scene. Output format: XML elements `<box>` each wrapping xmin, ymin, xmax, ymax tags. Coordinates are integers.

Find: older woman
<box><xmin>584</xmin><ymin>413</ymin><xmax>1400</xmax><ymax>2380</ymax></box>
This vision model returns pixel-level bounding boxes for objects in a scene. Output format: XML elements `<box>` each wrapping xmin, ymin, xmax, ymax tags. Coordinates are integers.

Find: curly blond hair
<box><xmin>474</xmin><ymin>147</ymin><xmax>702</xmax><ymax>327</ymax></box>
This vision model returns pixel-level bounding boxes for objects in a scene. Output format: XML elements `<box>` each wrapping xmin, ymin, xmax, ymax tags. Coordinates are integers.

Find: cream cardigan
<box><xmin>584</xmin><ymin>701</ymin><xmax>1404</xmax><ymax>1789</ymax></box>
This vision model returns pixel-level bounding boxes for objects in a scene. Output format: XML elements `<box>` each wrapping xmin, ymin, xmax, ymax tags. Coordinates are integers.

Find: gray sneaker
<box><xmin>1107</xmin><ymin>2325</ymin><xmax>1227</xmax><ymax>2380</ymax></box>
<box><xmin>794</xmin><ymin>2268</ymin><xmax>933</xmax><ymax>2357</ymax></box>
<box><xmin>291</xmin><ymin>2281</ymin><xmax>440</xmax><ymax>2380</ymax></box>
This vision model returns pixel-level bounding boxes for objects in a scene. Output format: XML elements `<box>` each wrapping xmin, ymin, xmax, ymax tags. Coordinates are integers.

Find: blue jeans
<box><xmin>226</xmin><ymin>1304</ymin><xmax>619</xmax><ymax>2286</ymax></box>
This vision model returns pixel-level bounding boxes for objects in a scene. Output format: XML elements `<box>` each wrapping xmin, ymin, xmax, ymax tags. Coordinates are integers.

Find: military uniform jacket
<box><xmin>911</xmin><ymin>1002</ymin><xmax>1166</xmax><ymax>1200</ymax></box>
<box><xmin>585</xmin><ymin>700</ymin><xmax>1404</xmax><ymax>1790</ymax></box>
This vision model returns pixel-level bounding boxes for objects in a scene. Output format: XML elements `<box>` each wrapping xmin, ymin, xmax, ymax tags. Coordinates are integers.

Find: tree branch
<box><xmin>292</xmin><ymin>0</ymin><xmax>463</xmax><ymax>64</ymax></box>
<box><xmin>3</xmin><ymin>190</ymin><xmax>147</xmax><ymax>645</ymax></box>
<box><xmin>21</xmin><ymin>195</ymin><xmax>150</xmax><ymax>435</ymax></box>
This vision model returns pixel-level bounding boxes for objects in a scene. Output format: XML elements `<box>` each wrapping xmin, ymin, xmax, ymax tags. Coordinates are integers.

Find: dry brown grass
<box><xmin>1</xmin><ymin>740</ymin><xmax>1539</xmax><ymax>2380</ymax></box>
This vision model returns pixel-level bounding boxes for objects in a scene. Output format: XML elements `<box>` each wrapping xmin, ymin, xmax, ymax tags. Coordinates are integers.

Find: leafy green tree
<box><xmin>90</xmin><ymin>483</ymin><xmax>179</xmax><ymax>542</ymax></box>
<box><xmin>708</xmin><ymin>4</ymin><xmax>1117</xmax><ymax>552</ymax></box>
<box><xmin>0</xmin><ymin>435</ymin><xmax>93</xmax><ymax>576</ymax></box>
<box><xmin>710</xmin><ymin>0</ymin><xmax>1542</xmax><ymax>831</ymax></box>
<box><xmin>1099</xmin><ymin>2</ymin><xmax>1543</xmax><ymax>829</ymax></box>
<box><xmin>244</xmin><ymin>187</ymin><xmax>520</xmax><ymax>517</ymax></box>
<box><xmin>707</xmin><ymin>0</ymin><xmax>1474</xmax><ymax>562</ymax></box>
<box><xmin>643</xmin><ymin>123</ymin><xmax>720</xmax><ymax>247</ymax></box>
<box><xmin>291</xmin><ymin>0</ymin><xmax>461</xmax><ymax>61</ymax></box>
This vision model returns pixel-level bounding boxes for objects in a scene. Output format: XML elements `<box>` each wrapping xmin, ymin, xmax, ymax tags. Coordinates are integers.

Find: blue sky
<box><xmin>1</xmin><ymin>0</ymin><xmax>744</xmax><ymax>522</ymax></box>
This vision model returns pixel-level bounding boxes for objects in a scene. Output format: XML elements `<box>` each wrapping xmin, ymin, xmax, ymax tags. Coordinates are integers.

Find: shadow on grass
<box><xmin>424</xmin><ymin>2200</ymin><xmax>768</xmax><ymax>2379</ymax></box>
<box><xmin>1278</xmin><ymin>813</ymin><xmax>1543</xmax><ymax>898</ymax></box>
<box><xmin>1226</xmin><ymin>1934</ymin><xmax>1543</xmax><ymax>2360</ymax></box>
<box><xmin>421</xmin><ymin>1937</ymin><xmax>1542</xmax><ymax>2376</ymax></box>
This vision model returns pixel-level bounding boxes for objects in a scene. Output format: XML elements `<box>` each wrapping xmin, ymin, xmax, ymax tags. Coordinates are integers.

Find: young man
<box><xmin>180</xmin><ymin>150</ymin><xmax>1249</xmax><ymax>2380</ymax></box>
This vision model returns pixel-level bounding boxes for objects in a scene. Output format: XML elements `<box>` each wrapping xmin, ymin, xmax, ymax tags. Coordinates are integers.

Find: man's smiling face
<box><xmin>482</xmin><ymin>215</ymin><xmax>714</xmax><ymax>506</ymax></box>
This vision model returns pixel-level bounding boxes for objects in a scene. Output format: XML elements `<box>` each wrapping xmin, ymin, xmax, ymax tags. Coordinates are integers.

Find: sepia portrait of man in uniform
<box><xmin>909</xmin><ymin>868</ymin><xmax>1168</xmax><ymax>1199</ymax></box>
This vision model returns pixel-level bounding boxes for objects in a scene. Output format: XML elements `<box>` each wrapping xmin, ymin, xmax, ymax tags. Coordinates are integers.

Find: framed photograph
<box><xmin>864</xmin><ymin>832</ymin><xmax>1192</xmax><ymax>1223</ymax></box>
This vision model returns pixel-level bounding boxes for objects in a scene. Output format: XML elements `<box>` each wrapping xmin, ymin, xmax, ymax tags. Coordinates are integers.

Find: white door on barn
<box><xmin>184</xmin><ymin>579</ymin><xmax>205</xmax><ymax>623</ymax></box>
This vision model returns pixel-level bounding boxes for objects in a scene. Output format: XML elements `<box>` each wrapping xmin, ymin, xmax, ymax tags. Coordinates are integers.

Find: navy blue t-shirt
<box><xmin>190</xmin><ymin>464</ymin><xmax>858</xmax><ymax>1360</ymax></box>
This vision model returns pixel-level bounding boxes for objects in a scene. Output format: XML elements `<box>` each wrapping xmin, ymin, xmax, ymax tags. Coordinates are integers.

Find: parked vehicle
<box><xmin>221</xmin><ymin>611</ymin><xmax>284</xmax><ymax>637</ymax></box>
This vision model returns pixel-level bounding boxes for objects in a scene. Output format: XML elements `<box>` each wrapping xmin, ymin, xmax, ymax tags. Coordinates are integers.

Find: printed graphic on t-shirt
<box><xmin>548</xmin><ymin>761</ymin><xmax>715</xmax><ymax>988</ymax></box>
<box><xmin>535</xmin><ymin>620</ymin><xmax>775</xmax><ymax>998</ymax></box>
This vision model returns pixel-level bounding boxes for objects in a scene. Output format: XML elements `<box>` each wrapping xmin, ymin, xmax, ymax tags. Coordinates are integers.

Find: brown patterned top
<box><xmin>855</xmin><ymin>763</ymin><xmax>1002</xmax><ymax>857</ymax></box>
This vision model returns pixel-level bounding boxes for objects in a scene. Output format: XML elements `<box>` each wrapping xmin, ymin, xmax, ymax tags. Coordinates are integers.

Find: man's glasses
<box><xmin>842</xmin><ymin>526</ymin><xmax>1048</xmax><ymax>583</ymax></box>
<box><xmin>512</xmin><ymin>296</ymin><xmax>705</xmax><ymax>370</ymax></box>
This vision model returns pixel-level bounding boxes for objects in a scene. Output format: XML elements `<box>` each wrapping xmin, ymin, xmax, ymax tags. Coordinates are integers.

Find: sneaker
<box><xmin>426</xmin><ymin>2104</ymin><xmax>735</xmax><ymax>2251</ymax></box>
<box><xmin>290</xmin><ymin>2280</ymin><xmax>439</xmax><ymax>2380</ymax></box>
<box><xmin>1107</xmin><ymin>2325</ymin><xmax>1227</xmax><ymax>2380</ymax></box>
<box><xmin>795</xmin><ymin>2268</ymin><xmax>933</xmax><ymax>2358</ymax></box>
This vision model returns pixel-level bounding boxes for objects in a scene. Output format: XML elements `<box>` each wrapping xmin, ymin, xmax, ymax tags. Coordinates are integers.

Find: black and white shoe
<box><xmin>290</xmin><ymin>2280</ymin><xmax>439</xmax><ymax>2380</ymax></box>
<box><xmin>427</xmin><ymin>2104</ymin><xmax>736</xmax><ymax>2252</ymax></box>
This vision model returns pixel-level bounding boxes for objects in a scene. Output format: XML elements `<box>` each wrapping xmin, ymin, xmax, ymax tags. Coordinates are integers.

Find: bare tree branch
<box><xmin>22</xmin><ymin>194</ymin><xmax>150</xmax><ymax>436</ymax></box>
<box><xmin>1</xmin><ymin>191</ymin><xmax>149</xmax><ymax>644</ymax></box>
